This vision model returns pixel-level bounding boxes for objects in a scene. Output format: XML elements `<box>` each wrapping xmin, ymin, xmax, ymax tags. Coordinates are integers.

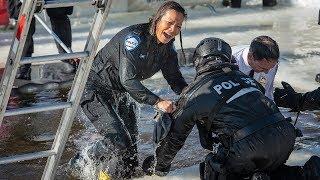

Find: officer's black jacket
<box><xmin>86</xmin><ymin>23</ymin><xmax>187</xmax><ymax>105</ymax></box>
<box><xmin>155</xmin><ymin>63</ymin><xmax>282</xmax><ymax>171</ymax></box>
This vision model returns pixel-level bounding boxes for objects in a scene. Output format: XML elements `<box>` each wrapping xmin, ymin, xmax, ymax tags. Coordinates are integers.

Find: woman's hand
<box><xmin>156</xmin><ymin>99</ymin><xmax>176</xmax><ymax>113</ymax></box>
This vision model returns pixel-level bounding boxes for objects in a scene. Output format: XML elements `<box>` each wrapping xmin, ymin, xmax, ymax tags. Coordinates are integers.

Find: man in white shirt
<box><xmin>232</xmin><ymin>36</ymin><xmax>279</xmax><ymax>100</ymax></box>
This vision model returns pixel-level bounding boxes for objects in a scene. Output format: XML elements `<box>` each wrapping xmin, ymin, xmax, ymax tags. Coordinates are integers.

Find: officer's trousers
<box><xmin>201</xmin><ymin>121</ymin><xmax>296</xmax><ymax>180</ymax></box>
<box><xmin>80</xmin><ymin>89</ymin><xmax>139</xmax><ymax>179</ymax></box>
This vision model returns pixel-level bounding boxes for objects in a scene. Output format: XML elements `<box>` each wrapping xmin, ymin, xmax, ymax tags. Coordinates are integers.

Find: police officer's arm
<box><xmin>155</xmin><ymin>101</ymin><xmax>197</xmax><ymax>173</ymax></box>
<box><xmin>161</xmin><ymin>45</ymin><xmax>188</xmax><ymax>95</ymax></box>
<box><xmin>119</xmin><ymin>57</ymin><xmax>160</xmax><ymax>105</ymax></box>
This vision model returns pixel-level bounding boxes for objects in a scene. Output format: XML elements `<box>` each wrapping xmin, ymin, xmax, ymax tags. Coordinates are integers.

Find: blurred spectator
<box><xmin>222</xmin><ymin>0</ymin><xmax>277</xmax><ymax>8</ymax></box>
<box><xmin>8</xmin><ymin>0</ymin><xmax>74</xmax><ymax>80</ymax></box>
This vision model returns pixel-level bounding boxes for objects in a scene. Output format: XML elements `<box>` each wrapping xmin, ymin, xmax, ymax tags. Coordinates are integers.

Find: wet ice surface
<box><xmin>1</xmin><ymin>0</ymin><xmax>320</xmax><ymax>179</ymax></box>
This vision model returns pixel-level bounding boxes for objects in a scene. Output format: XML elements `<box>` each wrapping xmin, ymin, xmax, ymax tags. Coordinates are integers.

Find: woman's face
<box><xmin>155</xmin><ymin>9</ymin><xmax>184</xmax><ymax>44</ymax></box>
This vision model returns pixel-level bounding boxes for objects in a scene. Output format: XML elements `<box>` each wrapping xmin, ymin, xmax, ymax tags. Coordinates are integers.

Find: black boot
<box><xmin>222</xmin><ymin>0</ymin><xmax>242</xmax><ymax>8</ymax></box>
<box><xmin>263</xmin><ymin>0</ymin><xmax>277</xmax><ymax>7</ymax></box>
<box><xmin>230</xmin><ymin>0</ymin><xmax>241</xmax><ymax>8</ymax></box>
<box><xmin>222</xmin><ymin>0</ymin><xmax>230</xmax><ymax>7</ymax></box>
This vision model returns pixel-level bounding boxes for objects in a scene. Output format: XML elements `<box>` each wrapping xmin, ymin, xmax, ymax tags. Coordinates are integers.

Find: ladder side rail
<box><xmin>0</xmin><ymin>1</ymin><xmax>38</xmax><ymax>126</ymax></box>
<box><xmin>42</xmin><ymin>1</ymin><xmax>113</xmax><ymax>179</ymax></box>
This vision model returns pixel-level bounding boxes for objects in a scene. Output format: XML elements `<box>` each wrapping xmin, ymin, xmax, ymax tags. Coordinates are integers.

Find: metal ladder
<box><xmin>0</xmin><ymin>0</ymin><xmax>112</xmax><ymax>179</ymax></box>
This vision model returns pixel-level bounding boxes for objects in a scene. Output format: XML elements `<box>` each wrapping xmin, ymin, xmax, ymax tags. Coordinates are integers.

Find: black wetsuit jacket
<box><xmin>86</xmin><ymin>23</ymin><xmax>187</xmax><ymax>105</ymax></box>
<box><xmin>155</xmin><ymin>63</ymin><xmax>295</xmax><ymax>172</ymax></box>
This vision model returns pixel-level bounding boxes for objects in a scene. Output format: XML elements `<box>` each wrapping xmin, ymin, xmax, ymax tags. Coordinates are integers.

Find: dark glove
<box><xmin>274</xmin><ymin>81</ymin><xmax>302</xmax><ymax>111</ymax></box>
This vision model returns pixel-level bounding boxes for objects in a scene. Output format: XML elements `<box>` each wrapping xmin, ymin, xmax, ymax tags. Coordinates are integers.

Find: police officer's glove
<box><xmin>274</xmin><ymin>81</ymin><xmax>302</xmax><ymax>112</ymax></box>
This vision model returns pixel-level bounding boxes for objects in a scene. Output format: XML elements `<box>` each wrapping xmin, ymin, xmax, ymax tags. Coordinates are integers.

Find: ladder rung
<box><xmin>5</xmin><ymin>102</ymin><xmax>72</xmax><ymax>117</ymax></box>
<box><xmin>0</xmin><ymin>150</ymin><xmax>56</xmax><ymax>164</ymax></box>
<box><xmin>20</xmin><ymin>52</ymin><xmax>89</xmax><ymax>64</ymax></box>
<box><xmin>43</xmin><ymin>0</ymin><xmax>93</xmax><ymax>9</ymax></box>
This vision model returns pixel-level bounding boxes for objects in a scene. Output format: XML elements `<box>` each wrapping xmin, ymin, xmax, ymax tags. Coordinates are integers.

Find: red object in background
<box><xmin>16</xmin><ymin>14</ymin><xmax>26</xmax><ymax>40</ymax></box>
<box><xmin>0</xmin><ymin>0</ymin><xmax>9</xmax><ymax>26</ymax></box>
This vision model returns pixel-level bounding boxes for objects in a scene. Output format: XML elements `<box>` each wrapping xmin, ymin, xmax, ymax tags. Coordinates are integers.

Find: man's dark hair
<box><xmin>149</xmin><ymin>1</ymin><xmax>187</xmax><ymax>36</ymax></box>
<box><xmin>249</xmin><ymin>36</ymin><xmax>279</xmax><ymax>62</ymax></box>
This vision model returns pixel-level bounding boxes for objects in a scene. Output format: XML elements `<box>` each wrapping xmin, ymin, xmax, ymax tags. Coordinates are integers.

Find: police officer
<box><xmin>143</xmin><ymin>37</ymin><xmax>320</xmax><ymax>179</ymax></box>
<box><xmin>274</xmin><ymin>81</ymin><xmax>320</xmax><ymax>111</ymax></box>
<box><xmin>78</xmin><ymin>1</ymin><xmax>188</xmax><ymax>179</ymax></box>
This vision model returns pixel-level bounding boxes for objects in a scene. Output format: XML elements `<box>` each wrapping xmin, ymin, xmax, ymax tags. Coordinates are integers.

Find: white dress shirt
<box><xmin>232</xmin><ymin>45</ymin><xmax>278</xmax><ymax>100</ymax></box>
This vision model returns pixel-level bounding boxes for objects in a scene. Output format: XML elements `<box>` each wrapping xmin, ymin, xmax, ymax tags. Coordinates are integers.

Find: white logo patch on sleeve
<box><xmin>125</xmin><ymin>35</ymin><xmax>140</xmax><ymax>51</ymax></box>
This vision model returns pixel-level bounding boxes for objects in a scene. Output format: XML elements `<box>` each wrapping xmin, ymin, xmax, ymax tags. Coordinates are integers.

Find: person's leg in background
<box><xmin>262</xmin><ymin>0</ymin><xmax>277</xmax><ymax>7</ymax></box>
<box><xmin>46</xmin><ymin>7</ymin><xmax>73</xmax><ymax>54</ymax></box>
<box><xmin>8</xmin><ymin>0</ymin><xmax>35</xmax><ymax>80</ymax></box>
<box><xmin>16</xmin><ymin>17</ymin><xmax>35</xmax><ymax>80</ymax></box>
<box><xmin>223</xmin><ymin>0</ymin><xmax>276</xmax><ymax>8</ymax></box>
<box><xmin>43</xmin><ymin>7</ymin><xmax>76</xmax><ymax>81</ymax></box>
<box><xmin>222</xmin><ymin>0</ymin><xmax>242</xmax><ymax>8</ymax></box>
<box><xmin>7</xmin><ymin>0</ymin><xmax>20</xmax><ymax>22</ymax></box>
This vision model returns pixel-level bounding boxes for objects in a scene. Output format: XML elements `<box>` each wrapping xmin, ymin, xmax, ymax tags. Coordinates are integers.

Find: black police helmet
<box><xmin>194</xmin><ymin>37</ymin><xmax>232</xmax><ymax>68</ymax></box>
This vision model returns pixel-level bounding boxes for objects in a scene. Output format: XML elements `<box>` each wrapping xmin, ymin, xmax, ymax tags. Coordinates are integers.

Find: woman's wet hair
<box><xmin>249</xmin><ymin>35</ymin><xmax>279</xmax><ymax>62</ymax></box>
<box><xmin>149</xmin><ymin>1</ymin><xmax>187</xmax><ymax>35</ymax></box>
